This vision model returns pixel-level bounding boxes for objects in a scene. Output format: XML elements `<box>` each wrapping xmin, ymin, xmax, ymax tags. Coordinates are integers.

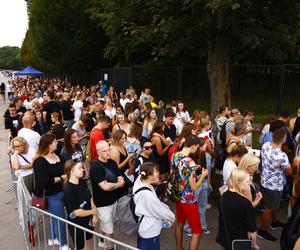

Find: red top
<box><xmin>90</xmin><ymin>127</ymin><xmax>105</xmax><ymax>160</ymax></box>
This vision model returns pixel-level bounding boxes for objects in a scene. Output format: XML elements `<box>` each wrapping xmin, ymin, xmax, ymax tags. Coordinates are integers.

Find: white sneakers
<box><xmin>60</xmin><ymin>245</ymin><xmax>71</xmax><ymax>250</ymax></box>
<box><xmin>48</xmin><ymin>238</ymin><xmax>60</xmax><ymax>246</ymax></box>
<box><xmin>48</xmin><ymin>239</ymin><xmax>70</xmax><ymax>250</ymax></box>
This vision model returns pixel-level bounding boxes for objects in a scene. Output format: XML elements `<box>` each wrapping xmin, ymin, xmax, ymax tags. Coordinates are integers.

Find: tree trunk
<box><xmin>207</xmin><ymin>31</ymin><xmax>231</xmax><ymax>121</ymax></box>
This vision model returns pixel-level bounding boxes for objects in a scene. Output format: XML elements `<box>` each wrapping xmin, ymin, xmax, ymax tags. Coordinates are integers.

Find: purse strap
<box><xmin>18</xmin><ymin>153</ymin><xmax>31</xmax><ymax>164</ymax></box>
<box><xmin>220</xmin><ymin>195</ymin><xmax>233</xmax><ymax>250</ymax></box>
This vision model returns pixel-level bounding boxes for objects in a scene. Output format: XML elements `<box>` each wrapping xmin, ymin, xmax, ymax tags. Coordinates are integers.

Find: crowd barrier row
<box><xmin>11</xmin><ymin>171</ymin><xmax>139</xmax><ymax>250</ymax></box>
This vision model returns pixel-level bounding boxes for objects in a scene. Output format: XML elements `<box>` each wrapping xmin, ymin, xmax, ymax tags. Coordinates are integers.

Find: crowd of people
<box><xmin>2</xmin><ymin>73</ymin><xmax>300</xmax><ymax>250</ymax></box>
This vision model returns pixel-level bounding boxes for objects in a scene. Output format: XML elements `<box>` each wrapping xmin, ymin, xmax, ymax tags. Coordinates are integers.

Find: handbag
<box><xmin>220</xmin><ymin>196</ymin><xmax>252</xmax><ymax>250</ymax></box>
<box><xmin>31</xmin><ymin>173</ymin><xmax>48</xmax><ymax>210</ymax></box>
<box><xmin>32</xmin><ymin>195</ymin><xmax>48</xmax><ymax>210</ymax></box>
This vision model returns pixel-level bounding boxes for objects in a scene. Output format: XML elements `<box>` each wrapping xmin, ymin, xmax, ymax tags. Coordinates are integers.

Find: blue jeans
<box><xmin>205</xmin><ymin>152</ymin><xmax>212</xmax><ymax>179</ymax></box>
<box><xmin>184</xmin><ymin>180</ymin><xmax>209</xmax><ymax>232</ymax></box>
<box><xmin>64</xmin><ymin>119</ymin><xmax>75</xmax><ymax>129</ymax></box>
<box><xmin>137</xmin><ymin>234</ymin><xmax>160</xmax><ymax>250</ymax></box>
<box><xmin>47</xmin><ymin>191</ymin><xmax>67</xmax><ymax>246</ymax></box>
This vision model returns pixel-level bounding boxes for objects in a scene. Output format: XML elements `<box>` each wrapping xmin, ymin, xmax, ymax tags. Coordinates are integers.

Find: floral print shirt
<box><xmin>171</xmin><ymin>152</ymin><xmax>197</xmax><ymax>204</ymax></box>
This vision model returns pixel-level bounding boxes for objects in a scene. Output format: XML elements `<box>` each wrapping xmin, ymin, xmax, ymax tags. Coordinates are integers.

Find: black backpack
<box><xmin>220</xmin><ymin>121</ymin><xmax>235</xmax><ymax>147</ymax></box>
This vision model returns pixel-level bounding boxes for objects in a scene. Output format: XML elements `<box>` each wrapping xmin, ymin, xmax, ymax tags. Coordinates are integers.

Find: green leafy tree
<box><xmin>90</xmin><ymin>0</ymin><xmax>300</xmax><ymax>117</ymax></box>
<box><xmin>25</xmin><ymin>0</ymin><xmax>110</xmax><ymax>73</ymax></box>
<box><xmin>0</xmin><ymin>46</ymin><xmax>22</xmax><ymax>69</ymax></box>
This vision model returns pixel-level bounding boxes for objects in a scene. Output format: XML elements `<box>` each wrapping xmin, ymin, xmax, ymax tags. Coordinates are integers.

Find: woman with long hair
<box><xmin>33</xmin><ymin>109</ymin><xmax>47</xmax><ymax>135</ymax></box>
<box><xmin>150</xmin><ymin>120</ymin><xmax>173</xmax><ymax>200</ymax></box>
<box><xmin>125</xmin><ymin>122</ymin><xmax>143</xmax><ymax>155</ymax></box>
<box><xmin>176</xmin><ymin>101</ymin><xmax>191</xmax><ymax>126</ymax></box>
<box><xmin>110</xmin><ymin>129</ymin><xmax>136</xmax><ymax>195</ymax></box>
<box><xmin>33</xmin><ymin>133</ymin><xmax>68</xmax><ymax>250</ymax></box>
<box><xmin>259</xmin><ymin>114</ymin><xmax>277</xmax><ymax>144</ymax></box>
<box><xmin>60</xmin><ymin>129</ymin><xmax>90</xmax><ymax>179</ymax></box>
<box><xmin>10</xmin><ymin>137</ymin><xmax>35</xmax><ymax>194</ymax></box>
<box><xmin>72</xmin><ymin>114</ymin><xmax>90</xmax><ymax>153</ymax></box>
<box><xmin>143</xmin><ymin>109</ymin><xmax>157</xmax><ymax>137</ymax></box>
<box><xmin>217</xmin><ymin>168</ymin><xmax>259</xmax><ymax>250</ymax></box>
<box><xmin>104</xmin><ymin>96</ymin><xmax>116</xmax><ymax>119</ymax></box>
<box><xmin>238</xmin><ymin>153</ymin><xmax>263</xmax><ymax>207</ymax></box>
<box><xmin>64</xmin><ymin>160</ymin><xmax>98</xmax><ymax>250</ymax></box>
<box><xmin>133</xmin><ymin>162</ymin><xmax>175</xmax><ymax>250</ymax></box>
<box><xmin>112</xmin><ymin>112</ymin><xmax>131</xmax><ymax>135</ymax></box>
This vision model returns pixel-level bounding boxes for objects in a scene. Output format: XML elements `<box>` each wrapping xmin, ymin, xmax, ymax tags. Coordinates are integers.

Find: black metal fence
<box><xmin>53</xmin><ymin>64</ymin><xmax>300</xmax><ymax>114</ymax></box>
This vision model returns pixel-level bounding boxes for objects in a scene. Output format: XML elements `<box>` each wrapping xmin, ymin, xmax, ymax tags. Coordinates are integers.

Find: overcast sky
<box><xmin>0</xmin><ymin>0</ymin><xmax>28</xmax><ymax>48</ymax></box>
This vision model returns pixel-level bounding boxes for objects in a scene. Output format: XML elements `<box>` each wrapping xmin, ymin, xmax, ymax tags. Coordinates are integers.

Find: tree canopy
<box><xmin>89</xmin><ymin>0</ymin><xmax>300</xmax><ymax>116</ymax></box>
<box><xmin>0</xmin><ymin>46</ymin><xmax>22</xmax><ymax>70</ymax></box>
<box><xmin>22</xmin><ymin>0</ymin><xmax>111</xmax><ymax>73</ymax></box>
<box><xmin>23</xmin><ymin>0</ymin><xmax>300</xmax><ymax>115</ymax></box>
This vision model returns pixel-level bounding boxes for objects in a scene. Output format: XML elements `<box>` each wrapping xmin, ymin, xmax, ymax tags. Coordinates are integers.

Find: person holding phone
<box><xmin>64</xmin><ymin>160</ymin><xmax>98</xmax><ymax>250</ymax></box>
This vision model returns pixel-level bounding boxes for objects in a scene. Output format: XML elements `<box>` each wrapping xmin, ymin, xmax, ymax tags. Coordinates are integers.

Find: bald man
<box><xmin>90</xmin><ymin>141</ymin><xmax>125</xmax><ymax>249</ymax></box>
<box><xmin>18</xmin><ymin>114</ymin><xmax>41</xmax><ymax>151</ymax></box>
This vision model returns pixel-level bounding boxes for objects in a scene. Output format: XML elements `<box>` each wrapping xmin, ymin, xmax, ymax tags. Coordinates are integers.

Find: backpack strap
<box><xmin>134</xmin><ymin>186</ymin><xmax>152</xmax><ymax>195</ymax></box>
<box><xmin>133</xmin><ymin>186</ymin><xmax>152</xmax><ymax>223</ymax></box>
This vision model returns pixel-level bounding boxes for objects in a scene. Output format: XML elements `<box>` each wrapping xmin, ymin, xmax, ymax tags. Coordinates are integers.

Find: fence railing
<box><xmin>11</xmin><ymin>173</ymin><xmax>139</xmax><ymax>250</ymax></box>
<box><xmin>48</xmin><ymin>64</ymin><xmax>300</xmax><ymax>114</ymax></box>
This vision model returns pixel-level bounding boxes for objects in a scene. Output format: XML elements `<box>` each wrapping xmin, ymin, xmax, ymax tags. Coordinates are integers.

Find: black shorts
<box><xmin>262</xmin><ymin>186</ymin><xmax>283</xmax><ymax>210</ymax></box>
<box><xmin>68</xmin><ymin>222</ymin><xmax>94</xmax><ymax>249</ymax></box>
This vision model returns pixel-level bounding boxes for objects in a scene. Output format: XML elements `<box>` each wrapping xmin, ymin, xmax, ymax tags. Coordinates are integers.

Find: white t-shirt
<box><xmin>73</xmin><ymin>100</ymin><xmax>83</xmax><ymax>121</ymax></box>
<box><xmin>18</xmin><ymin>128</ymin><xmax>41</xmax><ymax>151</ymax></box>
<box><xmin>13</xmin><ymin>147</ymin><xmax>35</xmax><ymax>177</ymax></box>
<box><xmin>6</xmin><ymin>83</ymin><xmax>12</xmax><ymax>93</ymax></box>
<box><xmin>222</xmin><ymin>159</ymin><xmax>237</xmax><ymax>185</ymax></box>
<box><xmin>120</xmin><ymin>98</ymin><xmax>131</xmax><ymax>109</ymax></box>
<box><xmin>173</xmin><ymin>118</ymin><xmax>182</xmax><ymax>135</ymax></box>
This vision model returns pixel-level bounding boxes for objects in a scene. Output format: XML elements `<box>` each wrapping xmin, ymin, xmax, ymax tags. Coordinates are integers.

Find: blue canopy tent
<box><xmin>15</xmin><ymin>66</ymin><xmax>43</xmax><ymax>76</ymax></box>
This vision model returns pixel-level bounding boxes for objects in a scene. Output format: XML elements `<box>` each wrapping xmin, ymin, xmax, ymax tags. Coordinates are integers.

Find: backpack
<box><xmin>219</xmin><ymin>121</ymin><xmax>229</xmax><ymax>147</ymax></box>
<box><xmin>115</xmin><ymin>186</ymin><xmax>151</xmax><ymax>235</ymax></box>
<box><xmin>167</xmin><ymin>154</ymin><xmax>186</xmax><ymax>202</ymax></box>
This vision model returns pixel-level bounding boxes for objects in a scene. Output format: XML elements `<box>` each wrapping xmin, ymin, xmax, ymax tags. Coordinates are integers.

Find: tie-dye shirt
<box><xmin>171</xmin><ymin>152</ymin><xmax>197</xmax><ymax>204</ymax></box>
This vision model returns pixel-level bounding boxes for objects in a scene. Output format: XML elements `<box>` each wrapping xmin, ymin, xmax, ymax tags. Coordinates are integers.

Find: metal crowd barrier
<box><xmin>14</xmin><ymin>175</ymin><xmax>139</xmax><ymax>250</ymax></box>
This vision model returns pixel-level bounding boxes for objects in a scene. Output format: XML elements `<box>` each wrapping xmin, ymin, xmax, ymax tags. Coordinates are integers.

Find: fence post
<box><xmin>177</xmin><ymin>66</ymin><xmax>183</xmax><ymax>99</ymax></box>
<box><xmin>276</xmin><ymin>64</ymin><xmax>286</xmax><ymax>114</ymax></box>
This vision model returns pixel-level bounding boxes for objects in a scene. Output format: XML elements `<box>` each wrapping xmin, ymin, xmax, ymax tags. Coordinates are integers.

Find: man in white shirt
<box><xmin>73</xmin><ymin>93</ymin><xmax>85</xmax><ymax>121</ymax></box>
<box><xmin>18</xmin><ymin>114</ymin><xmax>41</xmax><ymax>151</ymax></box>
<box><xmin>119</xmin><ymin>91</ymin><xmax>131</xmax><ymax>109</ymax></box>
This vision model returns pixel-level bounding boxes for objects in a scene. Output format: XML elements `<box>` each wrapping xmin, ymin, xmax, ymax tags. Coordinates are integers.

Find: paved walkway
<box><xmin>0</xmin><ymin>73</ymin><xmax>284</xmax><ymax>250</ymax></box>
<box><xmin>0</xmin><ymin>73</ymin><xmax>26</xmax><ymax>250</ymax></box>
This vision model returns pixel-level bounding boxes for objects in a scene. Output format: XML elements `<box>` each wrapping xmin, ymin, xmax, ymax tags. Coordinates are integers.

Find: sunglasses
<box><xmin>144</xmin><ymin>145</ymin><xmax>153</xmax><ymax>150</ymax></box>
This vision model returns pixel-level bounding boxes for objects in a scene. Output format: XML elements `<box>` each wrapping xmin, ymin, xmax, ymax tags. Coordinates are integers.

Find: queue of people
<box><xmin>3</xmin><ymin>74</ymin><xmax>300</xmax><ymax>250</ymax></box>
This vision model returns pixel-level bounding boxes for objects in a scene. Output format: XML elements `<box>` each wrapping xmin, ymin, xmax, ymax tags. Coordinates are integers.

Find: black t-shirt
<box><xmin>90</xmin><ymin>159</ymin><xmax>121</xmax><ymax>207</ymax></box>
<box><xmin>42</xmin><ymin>101</ymin><xmax>61</xmax><ymax>125</ymax></box>
<box><xmin>5</xmin><ymin>114</ymin><xmax>20</xmax><ymax>138</ymax></box>
<box><xmin>64</xmin><ymin>179</ymin><xmax>92</xmax><ymax>225</ymax></box>
<box><xmin>60</xmin><ymin>100</ymin><xmax>74</xmax><ymax>121</ymax></box>
<box><xmin>164</xmin><ymin>123</ymin><xmax>177</xmax><ymax>142</ymax></box>
<box><xmin>33</xmin><ymin>157</ymin><xmax>64</xmax><ymax>197</ymax></box>
<box><xmin>4</xmin><ymin>106</ymin><xmax>27</xmax><ymax>118</ymax></box>
<box><xmin>216</xmin><ymin>191</ymin><xmax>257</xmax><ymax>250</ymax></box>
<box><xmin>60</xmin><ymin>146</ymin><xmax>85</xmax><ymax>165</ymax></box>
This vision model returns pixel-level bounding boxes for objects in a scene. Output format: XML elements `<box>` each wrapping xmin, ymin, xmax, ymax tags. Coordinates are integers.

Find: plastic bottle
<box><xmin>162</xmin><ymin>222</ymin><xmax>171</xmax><ymax>229</ymax></box>
<box><xmin>69</xmin><ymin>201</ymin><xmax>87</xmax><ymax>219</ymax></box>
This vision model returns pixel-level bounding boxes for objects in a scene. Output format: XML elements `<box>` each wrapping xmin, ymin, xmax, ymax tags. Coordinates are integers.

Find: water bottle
<box><xmin>69</xmin><ymin>201</ymin><xmax>87</xmax><ymax>219</ymax></box>
<box><xmin>162</xmin><ymin>222</ymin><xmax>170</xmax><ymax>229</ymax></box>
